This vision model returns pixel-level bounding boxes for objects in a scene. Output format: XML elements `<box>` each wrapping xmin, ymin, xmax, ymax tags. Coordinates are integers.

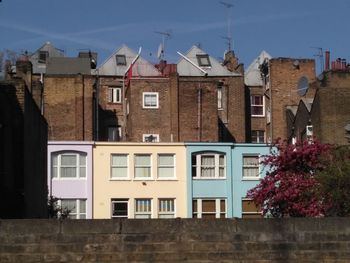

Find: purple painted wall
<box><xmin>48</xmin><ymin>141</ymin><xmax>93</xmax><ymax>219</ymax></box>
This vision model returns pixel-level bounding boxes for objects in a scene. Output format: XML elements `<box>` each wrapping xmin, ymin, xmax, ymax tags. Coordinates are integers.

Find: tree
<box><xmin>247</xmin><ymin>140</ymin><xmax>332</xmax><ymax>217</ymax></box>
<box><xmin>316</xmin><ymin>145</ymin><xmax>350</xmax><ymax>216</ymax></box>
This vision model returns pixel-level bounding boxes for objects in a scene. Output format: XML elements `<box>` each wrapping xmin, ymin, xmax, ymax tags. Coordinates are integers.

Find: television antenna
<box><xmin>311</xmin><ymin>46</ymin><xmax>324</xmax><ymax>73</ymax></box>
<box><xmin>154</xmin><ymin>30</ymin><xmax>172</xmax><ymax>60</ymax></box>
<box><xmin>219</xmin><ymin>1</ymin><xmax>234</xmax><ymax>51</ymax></box>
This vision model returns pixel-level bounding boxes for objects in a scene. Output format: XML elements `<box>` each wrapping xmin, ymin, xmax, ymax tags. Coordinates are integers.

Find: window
<box><xmin>242</xmin><ymin>199</ymin><xmax>262</xmax><ymax>218</ymax></box>
<box><xmin>158</xmin><ymin>199</ymin><xmax>175</xmax><ymax>218</ymax></box>
<box><xmin>217</xmin><ymin>84</ymin><xmax>223</xmax><ymax>109</ymax></box>
<box><xmin>52</xmin><ymin>152</ymin><xmax>86</xmax><ymax>179</ymax></box>
<box><xmin>193</xmin><ymin>199</ymin><xmax>226</xmax><ymax>218</ymax></box>
<box><xmin>134</xmin><ymin>154</ymin><xmax>151</xmax><ymax>179</ymax></box>
<box><xmin>143</xmin><ymin>92</ymin><xmax>159</xmax><ymax>109</ymax></box>
<box><xmin>251</xmin><ymin>95</ymin><xmax>265</xmax><ymax>117</ymax></box>
<box><xmin>111</xmin><ymin>199</ymin><xmax>128</xmax><ymax>218</ymax></box>
<box><xmin>158</xmin><ymin>154</ymin><xmax>175</xmax><ymax>179</ymax></box>
<box><xmin>143</xmin><ymin>134</ymin><xmax>159</xmax><ymax>142</ymax></box>
<box><xmin>38</xmin><ymin>51</ymin><xmax>48</xmax><ymax>63</ymax></box>
<box><xmin>242</xmin><ymin>155</ymin><xmax>260</xmax><ymax>179</ymax></box>
<box><xmin>135</xmin><ymin>199</ymin><xmax>152</xmax><ymax>218</ymax></box>
<box><xmin>116</xmin><ymin>55</ymin><xmax>127</xmax><ymax>65</ymax></box>
<box><xmin>264</xmin><ymin>74</ymin><xmax>270</xmax><ymax>90</ymax></box>
<box><xmin>111</xmin><ymin>154</ymin><xmax>128</xmax><ymax>179</ymax></box>
<box><xmin>266</xmin><ymin>108</ymin><xmax>271</xmax><ymax>123</ymax></box>
<box><xmin>252</xmin><ymin>130</ymin><xmax>265</xmax><ymax>143</ymax></box>
<box><xmin>108</xmin><ymin>87</ymin><xmax>122</xmax><ymax>103</ymax></box>
<box><xmin>196</xmin><ymin>54</ymin><xmax>211</xmax><ymax>67</ymax></box>
<box><xmin>59</xmin><ymin>199</ymin><xmax>86</xmax><ymax>219</ymax></box>
<box><xmin>192</xmin><ymin>153</ymin><xmax>225</xmax><ymax>179</ymax></box>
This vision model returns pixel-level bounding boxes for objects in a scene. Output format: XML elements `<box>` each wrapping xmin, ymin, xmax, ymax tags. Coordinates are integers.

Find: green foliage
<box><xmin>316</xmin><ymin>146</ymin><xmax>350</xmax><ymax>216</ymax></box>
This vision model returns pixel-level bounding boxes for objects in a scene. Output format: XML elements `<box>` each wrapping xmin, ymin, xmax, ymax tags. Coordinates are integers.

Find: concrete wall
<box><xmin>1</xmin><ymin>218</ymin><xmax>350</xmax><ymax>262</ymax></box>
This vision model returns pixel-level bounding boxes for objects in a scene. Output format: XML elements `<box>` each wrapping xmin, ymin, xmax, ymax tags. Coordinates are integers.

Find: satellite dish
<box><xmin>297</xmin><ymin>76</ymin><xmax>309</xmax><ymax>96</ymax></box>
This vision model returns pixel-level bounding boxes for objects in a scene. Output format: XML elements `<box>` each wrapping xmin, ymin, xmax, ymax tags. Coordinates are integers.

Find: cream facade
<box><xmin>93</xmin><ymin>142</ymin><xmax>187</xmax><ymax>219</ymax></box>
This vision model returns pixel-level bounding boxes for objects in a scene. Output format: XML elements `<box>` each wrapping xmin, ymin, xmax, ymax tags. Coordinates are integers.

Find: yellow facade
<box><xmin>93</xmin><ymin>142</ymin><xmax>187</xmax><ymax>219</ymax></box>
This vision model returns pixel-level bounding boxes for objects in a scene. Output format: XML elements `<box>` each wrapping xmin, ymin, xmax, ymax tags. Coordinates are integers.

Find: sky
<box><xmin>0</xmin><ymin>0</ymin><xmax>349</xmax><ymax>73</ymax></box>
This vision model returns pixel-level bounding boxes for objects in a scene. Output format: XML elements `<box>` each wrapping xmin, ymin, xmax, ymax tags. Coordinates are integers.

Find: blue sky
<box><xmin>0</xmin><ymin>0</ymin><xmax>349</xmax><ymax>72</ymax></box>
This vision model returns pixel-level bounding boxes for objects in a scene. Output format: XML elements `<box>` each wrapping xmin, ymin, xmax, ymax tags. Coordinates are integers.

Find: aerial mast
<box><xmin>219</xmin><ymin>1</ymin><xmax>234</xmax><ymax>51</ymax></box>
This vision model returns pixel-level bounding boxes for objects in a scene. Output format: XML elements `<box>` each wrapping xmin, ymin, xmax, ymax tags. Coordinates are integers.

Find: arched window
<box><xmin>52</xmin><ymin>152</ymin><xmax>87</xmax><ymax>179</ymax></box>
<box><xmin>192</xmin><ymin>152</ymin><xmax>225</xmax><ymax>179</ymax></box>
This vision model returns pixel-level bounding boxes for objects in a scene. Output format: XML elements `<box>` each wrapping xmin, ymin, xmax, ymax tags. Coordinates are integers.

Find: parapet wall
<box><xmin>1</xmin><ymin>218</ymin><xmax>350</xmax><ymax>262</ymax></box>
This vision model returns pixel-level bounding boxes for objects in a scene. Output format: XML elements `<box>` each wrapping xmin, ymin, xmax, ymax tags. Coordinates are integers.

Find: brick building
<box><xmin>97</xmin><ymin>45</ymin><xmax>246</xmax><ymax>143</ymax></box>
<box><xmin>0</xmin><ymin>62</ymin><xmax>48</xmax><ymax>218</ymax></box>
<box><xmin>290</xmin><ymin>56</ymin><xmax>350</xmax><ymax>145</ymax></box>
<box><xmin>256</xmin><ymin>56</ymin><xmax>317</xmax><ymax>142</ymax></box>
<box><xmin>244</xmin><ymin>51</ymin><xmax>272</xmax><ymax>143</ymax></box>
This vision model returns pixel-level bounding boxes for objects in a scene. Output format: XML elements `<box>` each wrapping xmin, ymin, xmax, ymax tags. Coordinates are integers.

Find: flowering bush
<box><xmin>247</xmin><ymin>140</ymin><xmax>332</xmax><ymax>217</ymax></box>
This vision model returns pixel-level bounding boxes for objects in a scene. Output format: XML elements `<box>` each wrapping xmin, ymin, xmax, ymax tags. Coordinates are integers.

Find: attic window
<box><xmin>116</xmin><ymin>55</ymin><xmax>126</xmax><ymax>65</ymax></box>
<box><xmin>196</xmin><ymin>54</ymin><xmax>211</xmax><ymax>67</ymax></box>
<box><xmin>38</xmin><ymin>51</ymin><xmax>48</xmax><ymax>63</ymax></box>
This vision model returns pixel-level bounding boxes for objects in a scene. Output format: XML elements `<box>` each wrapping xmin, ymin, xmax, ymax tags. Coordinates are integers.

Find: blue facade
<box><xmin>185</xmin><ymin>143</ymin><xmax>271</xmax><ymax>218</ymax></box>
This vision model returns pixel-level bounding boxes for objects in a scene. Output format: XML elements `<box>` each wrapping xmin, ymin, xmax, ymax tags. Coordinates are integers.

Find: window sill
<box><xmin>52</xmin><ymin>178</ymin><xmax>87</xmax><ymax>180</ymax></box>
<box><xmin>133</xmin><ymin>178</ymin><xmax>154</xmax><ymax>181</ymax></box>
<box><xmin>110</xmin><ymin>178</ymin><xmax>131</xmax><ymax>181</ymax></box>
<box><xmin>193</xmin><ymin>177</ymin><xmax>226</xmax><ymax>180</ymax></box>
<box><xmin>251</xmin><ymin>115</ymin><xmax>265</xmax><ymax>118</ymax></box>
<box><xmin>242</xmin><ymin>177</ymin><xmax>261</xmax><ymax>181</ymax></box>
<box><xmin>142</xmin><ymin>107</ymin><xmax>159</xmax><ymax>110</ymax></box>
<box><xmin>157</xmin><ymin>178</ymin><xmax>178</xmax><ymax>181</ymax></box>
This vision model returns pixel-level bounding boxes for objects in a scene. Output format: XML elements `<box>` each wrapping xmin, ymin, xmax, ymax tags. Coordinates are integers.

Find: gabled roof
<box><xmin>97</xmin><ymin>45</ymin><xmax>161</xmax><ymax>77</ymax></box>
<box><xmin>300</xmin><ymin>98</ymin><xmax>314</xmax><ymax>112</ymax></box>
<box><xmin>30</xmin><ymin>42</ymin><xmax>65</xmax><ymax>74</ymax></box>
<box><xmin>286</xmin><ymin>105</ymin><xmax>298</xmax><ymax>116</ymax></box>
<box><xmin>244</xmin><ymin>50</ymin><xmax>272</xmax><ymax>86</ymax></box>
<box><xmin>177</xmin><ymin>45</ymin><xmax>240</xmax><ymax>77</ymax></box>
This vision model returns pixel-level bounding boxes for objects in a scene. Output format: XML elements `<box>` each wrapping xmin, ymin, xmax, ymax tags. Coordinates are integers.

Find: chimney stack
<box><xmin>325</xmin><ymin>50</ymin><xmax>330</xmax><ymax>71</ymax></box>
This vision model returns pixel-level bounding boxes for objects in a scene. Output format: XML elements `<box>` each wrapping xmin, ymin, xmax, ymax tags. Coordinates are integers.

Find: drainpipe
<box><xmin>197</xmin><ymin>83</ymin><xmax>202</xmax><ymax>141</ymax></box>
<box><xmin>123</xmin><ymin>47</ymin><xmax>142</xmax><ymax>141</ymax></box>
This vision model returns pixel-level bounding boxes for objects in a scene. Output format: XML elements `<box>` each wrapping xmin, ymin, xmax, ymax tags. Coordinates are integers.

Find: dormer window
<box><xmin>38</xmin><ymin>51</ymin><xmax>48</xmax><ymax>63</ymax></box>
<box><xmin>116</xmin><ymin>55</ymin><xmax>126</xmax><ymax>65</ymax></box>
<box><xmin>196</xmin><ymin>54</ymin><xmax>211</xmax><ymax>67</ymax></box>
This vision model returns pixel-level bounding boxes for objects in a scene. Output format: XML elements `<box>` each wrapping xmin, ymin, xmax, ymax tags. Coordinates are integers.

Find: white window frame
<box><xmin>142</xmin><ymin>134</ymin><xmax>159</xmax><ymax>142</ymax></box>
<box><xmin>115</xmin><ymin>54</ymin><xmax>127</xmax><ymax>66</ymax></box>
<box><xmin>134</xmin><ymin>154</ymin><xmax>152</xmax><ymax>179</ymax></box>
<box><xmin>52</xmin><ymin>152</ymin><xmax>87</xmax><ymax>179</ymax></box>
<box><xmin>192</xmin><ymin>153</ymin><xmax>226</xmax><ymax>179</ymax></box>
<box><xmin>242</xmin><ymin>198</ymin><xmax>263</xmax><ymax>218</ymax></box>
<box><xmin>158</xmin><ymin>198</ymin><xmax>175</xmax><ymax>218</ymax></box>
<box><xmin>111</xmin><ymin>154</ymin><xmax>129</xmax><ymax>180</ymax></box>
<box><xmin>111</xmin><ymin>199</ymin><xmax>129</xmax><ymax>218</ymax></box>
<box><xmin>143</xmin><ymin>92</ymin><xmax>159</xmax><ymax>109</ymax></box>
<box><xmin>251</xmin><ymin>95</ymin><xmax>265</xmax><ymax>117</ymax></box>
<box><xmin>217</xmin><ymin>85</ymin><xmax>223</xmax><ymax>110</ymax></box>
<box><xmin>251</xmin><ymin>130</ymin><xmax>265</xmax><ymax>143</ymax></box>
<box><xmin>157</xmin><ymin>154</ymin><xmax>175</xmax><ymax>179</ymax></box>
<box><xmin>58</xmin><ymin>199</ymin><xmax>86</xmax><ymax>219</ymax></box>
<box><xmin>108</xmin><ymin>87</ymin><xmax>122</xmax><ymax>103</ymax></box>
<box><xmin>135</xmin><ymin>199</ymin><xmax>152</xmax><ymax>219</ymax></box>
<box><xmin>242</xmin><ymin>155</ymin><xmax>261</xmax><ymax>180</ymax></box>
<box><xmin>193</xmin><ymin>199</ymin><xmax>226</xmax><ymax>219</ymax></box>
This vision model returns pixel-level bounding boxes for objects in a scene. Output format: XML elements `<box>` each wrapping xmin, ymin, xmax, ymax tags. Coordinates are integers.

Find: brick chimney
<box><xmin>223</xmin><ymin>50</ymin><xmax>244</xmax><ymax>74</ymax></box>
<box><xmin>15</xmin><ymin>60</ymin><xmax>33</xmax><ymax>92</ymax></box>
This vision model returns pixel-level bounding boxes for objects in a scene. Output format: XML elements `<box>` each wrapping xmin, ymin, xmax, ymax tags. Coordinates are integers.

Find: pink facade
<box><xmin>48</xmin><ymin>141</ymin><xmax>93</xmax><ymax>219</ymax></box>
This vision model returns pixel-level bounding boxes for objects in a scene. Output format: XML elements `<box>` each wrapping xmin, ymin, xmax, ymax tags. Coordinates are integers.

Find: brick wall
<box><xmin>178</xmin><ymin>78</ymin><xmax>218</xmax><ymax>142</ymax></box>
<box><xmin>126</xmin><ymin>78</ymin><xmax>173</xmax><ymax>142</ymax></box>
<box><xmin>312</xmin><ymin>71</ymin><xmax>350</xmax><ymax>145</ymax></box>
<box><xmin>269</xmin><ymin>58</ymin><xmax>316</xmax><ymax>141</ymax></box>
<box><xmin>43</xmin><ymin>75</ymin><xmax>94</xmax><ymax>140</ymax></box>
<box><xmin>0</xmin><ymin>79</ymin><xmax>47</xmax><ymax>218</ymax></box>
<box><xmin>1</xmin><ymin>218</ymin><xmax>350</xmax><ymax>262</ymax></box>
